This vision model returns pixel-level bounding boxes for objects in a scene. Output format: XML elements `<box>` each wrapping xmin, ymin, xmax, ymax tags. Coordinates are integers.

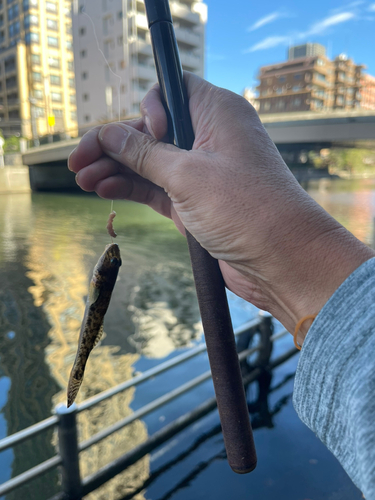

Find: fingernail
<box><xmin>99</xmin><ymin>124</ymin><xmax>128</xmax><ymax>155</ymax></box>
<box><xmin>68</xmin><ymin>147</ymin><xmax>77</xmax><ymax>170</ymax></box>
<box><xmin>75</xmin><ymin>173</ymin><xmax>80</xmax><ymax>186</ymax></box>
<box><xmin>145</xmin><ymin>116</ymin><xmax>155</xmax><ymax>138</ymax></box>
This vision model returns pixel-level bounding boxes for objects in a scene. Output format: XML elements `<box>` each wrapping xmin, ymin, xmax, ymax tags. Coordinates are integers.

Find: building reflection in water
<box><xmin>128</xmin><ymin>263</ymin><xmax>201</xmax><ymax>358</ymax></box>
<box><xmin>25</xmin><ymin>228</ymin><xmax>150</xmax><ymax>499</ymax></box>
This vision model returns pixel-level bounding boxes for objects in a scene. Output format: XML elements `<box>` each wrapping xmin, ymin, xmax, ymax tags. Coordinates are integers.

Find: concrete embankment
<box><xmin>0</xmin><ymin>166</ymin><xmax>30</xmax><ymax>193</ymax></box>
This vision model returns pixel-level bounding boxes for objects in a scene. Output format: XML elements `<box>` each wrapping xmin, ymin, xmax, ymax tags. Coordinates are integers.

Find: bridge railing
<box><xmin>0</xmin><ymin>314</ymin><xmax>296</xmax><ymax>500</ymax></box>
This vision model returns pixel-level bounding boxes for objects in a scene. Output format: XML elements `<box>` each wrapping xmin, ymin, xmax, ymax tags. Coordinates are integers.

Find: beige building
<box><xmin>256</xmin><ymin>44</ymin><xmax>370</xmax><ymax>114</ymax></box>
<box><xmin>72</xmin><ymin>0</ymin><xmax>207</xmax><ymax>129</ymax></box>
<box><xmin>0</xmin><ymin>0</ymin><xmax>77</xmax><ymax>140</ymax></box>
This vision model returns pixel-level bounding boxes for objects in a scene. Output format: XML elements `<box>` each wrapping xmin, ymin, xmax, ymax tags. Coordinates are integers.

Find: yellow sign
<box><xmin>48</xmin><ymin>116</ymin><xmax>55</xmax><ymax>127</ymax></box>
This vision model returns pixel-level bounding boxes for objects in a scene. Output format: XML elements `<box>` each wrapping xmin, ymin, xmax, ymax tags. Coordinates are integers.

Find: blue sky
<box><xmin>204</xmin><ymin>0</ymin><xmax>375</xmax><ymax>95</ymax></box>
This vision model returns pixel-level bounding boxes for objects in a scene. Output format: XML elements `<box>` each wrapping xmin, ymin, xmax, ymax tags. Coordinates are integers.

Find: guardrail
<box><xmin>0</xmin><ymin>314</ymin><xmax>296</xmax><ymax>500</ymax></box>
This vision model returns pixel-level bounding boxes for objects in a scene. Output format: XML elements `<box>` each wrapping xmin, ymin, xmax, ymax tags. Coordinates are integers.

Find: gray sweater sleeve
<box><xmin>293</xmin><ymin>257</ymin><xmax>375</xmax><ymax>499</ymax></box>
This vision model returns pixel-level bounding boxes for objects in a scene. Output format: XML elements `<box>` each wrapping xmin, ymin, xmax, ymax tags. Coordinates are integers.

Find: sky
<box><xmin>203</xmin><ymin>0</ymin><xmax>375</xmax><ymax>95</ymax></box>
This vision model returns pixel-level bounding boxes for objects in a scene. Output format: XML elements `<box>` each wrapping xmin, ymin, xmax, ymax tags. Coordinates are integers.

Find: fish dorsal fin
<box><xmin>88</xmin><ymin>283</ymin><xmax>100</xmax><ymax>306</ymax></box>
<box><xmin>94</xmin><ymin>323</ymin><xmax>104</xmax><ymax>348</ymax></box>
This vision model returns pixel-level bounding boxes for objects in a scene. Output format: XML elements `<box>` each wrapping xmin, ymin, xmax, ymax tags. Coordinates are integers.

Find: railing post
<box><xmin>257</xmin><ymin>311</ymin><xmax>274</xmax><ymax>368</ymax></box>
<box><xmin>55</xmin><ymin>403</ymin><xmax>82</xmax><ymax>500</ymax></box>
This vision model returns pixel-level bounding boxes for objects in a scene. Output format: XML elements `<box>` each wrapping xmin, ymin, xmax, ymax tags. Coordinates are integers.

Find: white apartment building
<box><xmin>72</xmin><ymin>0</ymin><xmax>207</xmax><ymax>129</ymax></box>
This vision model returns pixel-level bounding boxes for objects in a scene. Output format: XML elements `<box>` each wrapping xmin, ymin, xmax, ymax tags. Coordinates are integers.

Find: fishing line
<box><xmin>81</xmin><ymin>0</ymin><xmax>122</xmax><ymax>121</ymax></box>
<box><xmin>80</xmin><ymin>0</ymin><xmax>123</xmax><ymax>239</ymax></box>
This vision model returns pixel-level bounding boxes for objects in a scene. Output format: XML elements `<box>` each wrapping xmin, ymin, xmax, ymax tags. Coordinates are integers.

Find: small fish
<box><xmin>67</xmin><ymin>243</ymin><xmax>122</xmax><ymax>407</ymax></box>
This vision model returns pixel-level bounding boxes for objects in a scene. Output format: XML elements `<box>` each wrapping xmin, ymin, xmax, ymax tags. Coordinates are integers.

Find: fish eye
<box><xmin>110</xmin><ymin>257</ymin><xmax>121</xmax><ymax>267</ymax></box>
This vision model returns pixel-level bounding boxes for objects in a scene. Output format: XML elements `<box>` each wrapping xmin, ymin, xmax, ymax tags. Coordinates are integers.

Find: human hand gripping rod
<box><xmin>144</xmin><ymin>0</ymin><xmax>257</xmax><ymax>474</ymax></box>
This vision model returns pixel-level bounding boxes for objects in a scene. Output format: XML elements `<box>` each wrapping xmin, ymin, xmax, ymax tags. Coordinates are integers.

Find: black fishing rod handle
<box><xmin>144</xmin><ymin>0</ymin><xmax>257</xmax><ymax>474</ymax></box>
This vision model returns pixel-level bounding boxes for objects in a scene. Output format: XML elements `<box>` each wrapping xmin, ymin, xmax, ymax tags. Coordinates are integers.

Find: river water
<box><xmin>0</xmin><ymin>177</ymin><xmax>373</xmax><ymax>500</ymax></box>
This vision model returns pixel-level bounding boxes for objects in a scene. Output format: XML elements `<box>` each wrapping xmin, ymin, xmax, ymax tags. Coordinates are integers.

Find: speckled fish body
<box><xmin>67</xmin><ymin>243</ymin><xmax>121</xmax><ymax>407</ymax></box>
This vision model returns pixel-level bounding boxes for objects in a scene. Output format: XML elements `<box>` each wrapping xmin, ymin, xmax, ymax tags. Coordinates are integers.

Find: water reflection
<box><xmin>0</xmin><ymin>180</ymin><xmax>373</xmax><ymax>499</ymax></box>
<box><xmin>118</xmin><ymin>369</ymin><xmax>293</xmax><ymax>500</ymax></box>
<box><xmin>129</xmin><ymin>263</ymin><xmax>201</xmax><ymax>358</ymax></box>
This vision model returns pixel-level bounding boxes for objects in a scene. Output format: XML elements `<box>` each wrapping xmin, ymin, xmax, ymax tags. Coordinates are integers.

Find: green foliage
<box><xmin>4</xmin><ymin>135</ymin><xmax>20</xmax><ymax>153</ymax></box>
<box><xmin>309</xmin><ymin>147</ymin><xmax>375</xmax><ymax>176</ymax></box>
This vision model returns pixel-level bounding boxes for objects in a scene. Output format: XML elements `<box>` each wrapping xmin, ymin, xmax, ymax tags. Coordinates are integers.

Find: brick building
<box><xmin>256</xmin><ymin>44</ymin><xmax>374</xmax><ymax>114</ymax></box>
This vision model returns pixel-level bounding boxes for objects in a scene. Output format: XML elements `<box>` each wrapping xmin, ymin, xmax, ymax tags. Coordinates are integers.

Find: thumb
<box><xmin>98</xmin><ymin>122</ymin><xmax>185</xmax><ymax>188</ymax></box>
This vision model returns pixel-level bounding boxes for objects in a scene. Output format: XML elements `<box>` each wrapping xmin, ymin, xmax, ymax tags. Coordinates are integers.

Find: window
<box><xmin>24</xmin><ymin>14</ymin><xmax>38</xmax><ymax>28</ymax></box>
<box><xmin>48</xmin><ymin>56</ymin><xmax>59</xmax><ymax>68</ymax></box>
<box><xmin>34</xmin><ymin>89</ymin><xmax>43</xmax><ymax>99</ymax></box>
<box><xmin>51</xmin><ymin>91</ymin><xmax>61</xmax><ymax>102</ymax></box>
<box><xmin>5</xmin><ymin>76</ymin><xmax>17</xmax><ymax>89</ymax></box>
<box><xmin>32</xmin><ymin>71</ymin><xmax>41</xmax><ymax>81</ymax></box>
<box><xmin>46</xmin><ymin>1</ymin><xmax>57</xmax><ymax>13</ymax></box>
<box><xmin>79</xmin><ymin>27</ymin><xmax>85</xmax><ymax>35</ymax></box>
<box><xmin>119</xmin><ymin>60</ymin><xmax>126</xmax><ymax>70</ymax></box>
<box><xmin>4</xmin><ymin>55</ymin><xmax>16</xmax><ymax>72</ymax></box>
<box><xmin>68</xmin><ymin>77</ymin><xmax>75</xmax><ymax>88</ymax></box>
<box><xmin>71</xmin><ymin>110</ymin><xmax>77</xmax><ymax>121</ymax></box>
<box><xmin>48</xmin><ymin>36</ymin><xmax>58</xmax><ymax>47</ymax></box>
<box><xmin>66</xmin><ymin>24</ymin><xmax>72</xmax><ymax>34</ymax></box>
<box><xmin>80</xmin><ymin>49</ymin><xmax>86</xmax><ymax>58</ymax></box>
<box><xmin>50</xmin><ymin>74</ymin><xmax>61</xmax><ymax>85</ymax></box>
<box><xmin>83</xmin><ymin>93</ymin><xmax>89</xmax><ymax>101</ymax></box>
<box><xmin>293</xmin><ymin>98</ymin><xmax>301</xmax><ymax>107</ymax></box>
<box><xmin>25</xmin><ymin>31</ymin><xmax>39</xmax><ymax>44</ymax></box>
<box><xmin>66</xmin><ymin>40</ymin><xmax>73</xmax><ymax>50</ymax></box>
<box><xmin>117</xmin><ymin>35</ymin><xmax>123</xmax><ymax>45</ymax></box>
<box><xmin>84</xmin><ymin>114</ymin><xmax>90</xmax><ymax>122</ymax></box>
<box><xmin>9</xmin><ymin>110</ymin><xmax>20</xmax><ymax>119</ymax></box>
<box><xmin>121</xmin><ymin>84</ymin><xmax>126</xmax><ymax>93</ymax></box>
<box><xmin>317</xmin><ymin>59</ymin><xmax>324</xmax><ymax>66</ymax></box>
<box><xmin>53</xmin><ymin>108</ymin><xmax>63</xmax><ymax>117</ymax></box>
<box><xmin>117</xmin><ymin>10</ymin><xmax>122</xmax><ymax>19</ymax></box>
<box><xmin>46</xmin><ymin>18</ymin><xmax>57</xmax><ymax>30</ymax></box>
<box><xmin>69</xmin><ymin>94</ymin><xmax>76</xmax><ymax>104</ymax></box>
<box><xmin>292</xmin><ymin>85</ymin><xmax>301</xmax><ymax>92</ymax></box>
<box><xmin>7</xmin><ymin>4</ymin><xmax>19</xmax><ymax>20</ymax></box>
<box><xmin>67</xmin><ymin>60</ymin><xmax>74</xmax><ymax>71</ymax></box>
<box><xmin>315</xmin><ymin>73</ymin><xmax>326</xmax><ymax>82</ymax></box>
<box><xmin>294</xmin><ymin>74</ymin><xmax>301</xmax><ymax>80</ymax></box>
<box><xmin>278</xmin><ymin>76</ymin><xmax>286</xmax><ymax>83</ymax></box>
<box><xmin>81</xmin><ymin>71</ymin><xmax>88</xmax><ymax>80</ymax></box>
<box><xmin>276</xmin><ymin>88</ymin><xmax>283</xmax><ymax>94</ymax></box>
<box><xmin>8</xmin><ymin>20</ymin><xmax>19</xmax><ymax>37</ymax></box>
<box><xmin>31</xmin><ymin>53</ymin><xmax>40</xmax><ymax>65</ymax></box>
<box><xmin>23</xmin><ymin>0</ymin><xmax>38</xmax><ymax>11</ymax></box>
<box><xmin>34</xmin><ymin>106</ymin><xmax>44</xmax><ymax>117</ymax></box>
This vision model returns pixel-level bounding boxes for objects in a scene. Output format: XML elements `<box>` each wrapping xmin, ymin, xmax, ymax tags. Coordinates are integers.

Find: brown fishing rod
<box><xmin>144</xmin><ymin>0</ymin><xmax>257</xmax><ymax>474</ymax></box>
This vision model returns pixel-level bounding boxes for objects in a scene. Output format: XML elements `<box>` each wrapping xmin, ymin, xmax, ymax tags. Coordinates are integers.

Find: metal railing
<box><xmin>0</xmin><ymin>314</ymin><xmax>295</xmax><ymax>500</ymax></box>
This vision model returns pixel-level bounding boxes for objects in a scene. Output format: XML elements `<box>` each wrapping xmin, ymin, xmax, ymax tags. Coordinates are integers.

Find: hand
<box><xmin>68</xmin><ymin>72</ymin><xmax>374</xmax><ymax>338</ymax></box>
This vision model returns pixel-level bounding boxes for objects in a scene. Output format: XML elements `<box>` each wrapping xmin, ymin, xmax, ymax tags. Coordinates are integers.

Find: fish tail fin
<box><xmin>67</xmin><ymin>377</ymin><xmax>83</xmax><ymax>408</ymax></box>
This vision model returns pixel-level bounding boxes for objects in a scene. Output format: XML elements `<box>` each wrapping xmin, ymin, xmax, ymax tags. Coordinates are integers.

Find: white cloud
<box><xmin>248</xmin><ymin>12</ymin><xmax>282</xmax><ymax>31</ymax></box>
<box><xmin>245</xmin><ymin>36</ymin><xmax>290</xmax><ymax>53</ymax></box>
<box><xmin>305</xmin><ymin>12</ymin><xmax>356</xmax><ymax>36</ymax></box>
<box><xmin>369</xmin><ymin>3</ymin><xmax>375</xmax><ymax>11</ymax></box>
<box><xmin>244</xmin><ymin>10</ymin><xmax>356</xmax><ymax>54</ymax></box>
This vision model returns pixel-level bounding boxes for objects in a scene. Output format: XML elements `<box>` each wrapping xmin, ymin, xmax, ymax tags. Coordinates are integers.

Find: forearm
<box><xmin>293</xmin><ymin>257</ymin><xmax>375</xmax><ymax>498</ymax></box>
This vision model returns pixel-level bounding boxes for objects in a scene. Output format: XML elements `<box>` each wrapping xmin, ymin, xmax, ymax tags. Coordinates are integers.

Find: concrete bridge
<box><xmin>22</xmin><ymin>110</ymin><xmax>375</xmax><ymax>190</ymax></box>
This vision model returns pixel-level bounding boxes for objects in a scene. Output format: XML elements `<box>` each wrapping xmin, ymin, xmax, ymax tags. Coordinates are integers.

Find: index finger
<box><xmin>68</xmin><ymin>118</ymin><xmax>144</xmax><ymax>174</ymax></box>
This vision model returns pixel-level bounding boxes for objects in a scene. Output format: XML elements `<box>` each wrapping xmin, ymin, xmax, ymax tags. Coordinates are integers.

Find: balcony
<box><xmin>175</xmin><ymin>26</ymin><xmax>200</xmax><ymax>47</ymax></box>
<box><xmin>132</xmin><ymin>88</ymin><xmax>148</xmax><ymax>103</ymax></box>
<box><xmin>135</xmin><ymin>13</ymin><xmax>148</xmax><ymax>30</ymax></box>
<box><xmin>170</xmin><ymin>2</ymin><xmax>200</xmax><ymax>24</ymax></box>
<box><xmin>131</xmin><ymin>39</ymin><xmax>153</xmax><ymax>57</ymax></box>
<box><xmin>132</xmin><ymin>64</ymin><xmax>157</xmax><ymax>82</ymax></box>
<box><xmin>180</xmin><ymin>51</ymin><xmax>200</xmax><ymax>69</ymax></box>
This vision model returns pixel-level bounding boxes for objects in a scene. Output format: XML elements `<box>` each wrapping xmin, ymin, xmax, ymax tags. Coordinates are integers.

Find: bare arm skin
<box><xmin>68</xmin><ymin>72</ymin><xmax>375</xmax><ymax>343</ymax></box>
